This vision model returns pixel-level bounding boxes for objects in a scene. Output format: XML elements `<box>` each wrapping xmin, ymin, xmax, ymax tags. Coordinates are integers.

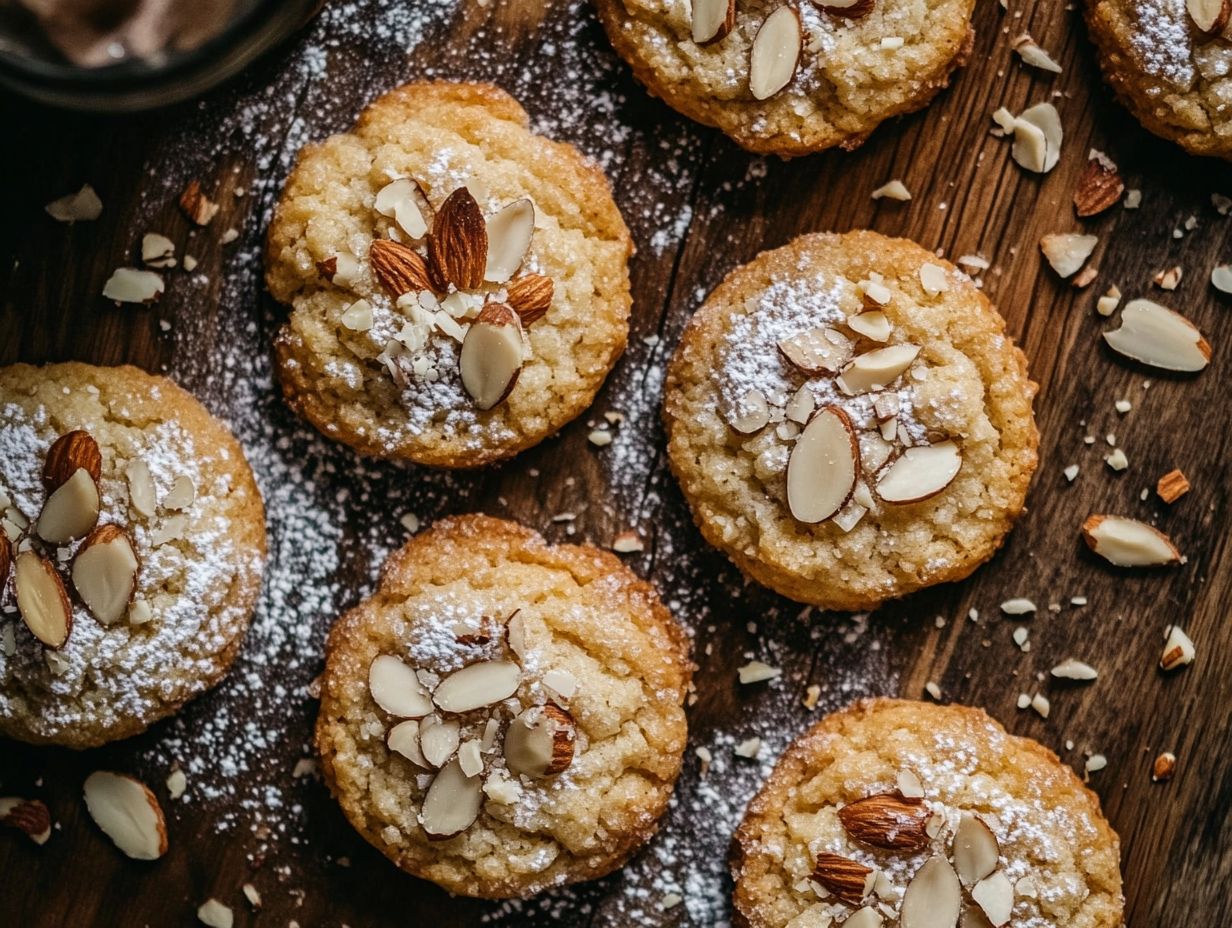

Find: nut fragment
<box><xmin>812</xmin><ymin>0</ymin><xmax>876</xmax><ymax>17</ymax></box>
<box><xmin>952</xmin><ymin>814</ymin><xmax>999</xmax><ymax>886</ymax></box>
<box><xmin>504</xmin><ymin>704</ymin><xmax>576</xmax><ymax>777</ymax></box>
<box><xmin>1187</xmin><ymin>0</ymin><xmax>1232</xmax><ymax>35</ymax></box>
<box><xmin>83</xmin><ymin>771</ymin><xmax>168</xmax><ymax>860</ymax></box>
<box><xmin>141</xmin><ymin>233</ymin><xmax>176</xmax><ymax>268</ymax></box>
<box><xmin>1012</xmin><ymin>33</ymin><xmax>1062</xmax><ymax>72</ymax></box>
<box><xmin>778</xmin><ymin>327</ymin><xmax>852</xmax><ymax>375</ymax></box>
<box><xmin>692</xmin><ymin>0</ymin><xmax>735</xmax><ymax>42</ymax></box>
<box><xmin>1159</xmin><ymin>625</ymin><xmax>1195</xmax><ymax>671</ymax></box>
<box><xmin>484</xmin><ymin>198</ymin><xmax>535</xmax><ymax>283</ymax></box>
<box><xmin>1156</xmin><ymin>469</ymin><xmax>1190</xmax><ymax>504</ymax></box>
<box><xmin>0</xmin><ymin>798</ymin><xmax>52</xmax><ymax>844</ymax></box>
<box><xmin>1153</xmin><ymin>266</ymin><xmax>1183</xmax><ymax>291</ymax></box>
<box><xmin>837</xmin><ymin>344</ymin><xmax>920</xmax><ymax>394</ymax></box>
<box><xmin>1040</xmin><ymin>233</ymin><xmax>1097</xmax><ymax>278</ymax></box>
<box><xmin>900</xmin><ymin>856</ymin><xmax>963</xmax><ymax>928</ymax></box>
<box><xmin>786</xmin><ymin>406</ymin><xmax>859</xmax><ymax>524</ymax></box>
<box><xmin>811</xmin><ymin>852</ymin><xmax>875</xmax><ymax>903</ymax></box>
<box><xmin>72</xmin><ymin>524</ymin><xmax>140</xmax><ymax>626</ymax></box>
<box><xmin>838</xmin><ymin>793</ymin><xmax>931</xmax><ymax>851</ymax></box>
<box><xmin>419</xmin><ymin>758</ymin><xmax>482</xmax><ymax>839</ymax></box>
<box><xmin>387</xmin><ymin>719</ymin><xmax>429</xmax><ymax>767</ymax></box>
<box><xmin>1049</xmin><ymin>658</ymin><xmax>1098</xmax><ymax>681</ymax></box>
<box><xmin>729</xmin><ymin>388</ymin><xmax>771</xmax><ymax>434</ymax></box>
<box><xmin>179</xmin><ymin>179</ymin><xmax>219</xmax><ymax>226</ymax></box>
<box><xmin>1081</xmin><ymin>515</ymin><xmax>1181</xmax><ymax>567</ymax></box>
<box><xmin>14</xmin><ymin>551</ymin><xmax>73</xmax><ymax>649</ymax></box>
<box><xmin>1152</xmin><ymin>751</ymin><xmax>1177</xmax><ymax>782</ymax></box>
<box><xmin>971</xmin><ymin>872</ymin><xmax>1014</xmax><ymax>927</ymax></box>
<box><xmin>877</xmin><ymin>441</ymin><xmax>962</xmax><ymax>504</ymax></box>
<box><xmin>1103</xmin><ymin>299</ymin><xmax>1210</xmax><ymax>372</ymax></box>
<box><xmin>197</xmin><ymin>899</ymin><xmax>233</xmax><ymax>928</ymax></box>
<box><xmin>506</xmin><ymin>274</ymin><xmax>554</xmax><ymax>324</ymax></box>
<box><xmin>367</xmin><ymin>655</ymin><xmax>433</xmax><ymax>718</ymax></box>
<box><xmin>37</xmin><ymin>467</ymin><xmax>100</xmax><ymax>544</ymax></box>
<box><xmin>45</xmin><ymin>184</ymin><xmax>102</xmax><ymax>223</ymax></box>
<box><xmin>432</xmin><ymin>660</ymin><xmax>521</xmax><ymax>713</ymax></box>
<box><xmin>1011</xmin><ymin>103</ymin><xmax>1062</xmax><ymax>173</ymax></box>
<box><xmin>428</xmin><ymin>187</ymin><xmax>488</xmax><ymax>290</ymax></box>
<box><xmin>458</xmin><ymin>303</ymin><xmax>526</xmax><ymax>410</ymax></box>
<box><xmin>43</xmin><ymin>430</ymin><xmax>102</xmax><ymax>490</ymax></box>
<box><xmin>1073</xmin><ymin>152</ymin><xmax>1124</xmax><ymax>216</ymax></box>
<box><xmin>419</xmin><ymin>715</ymin><xmax>462</xmax><ymax>768</ymax></box>
<box><xmin>374</xmin><ymin>178</ymin><xmax>433</xmax><ymax>240</ymax></box>
<box><xmin>102</xmin><ymin>268</ymin><xmax>164</xmax><ymax>304</ymax></box>
<box><xmin>370</xmin><ymin>239</ymin><xmax>433</xmax><ymax>296</ymax></box>
<box><xmin>749</xmin><ymin>5</ymin><xmax>802</xmax><ymax>101</ymax></box>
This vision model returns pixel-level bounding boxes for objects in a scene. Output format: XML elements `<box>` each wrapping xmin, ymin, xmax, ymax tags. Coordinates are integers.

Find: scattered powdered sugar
<box><xmin>1128</xmin><ymin>0</ymin><xmax>1197</xmax><ymax>87</ymax></box>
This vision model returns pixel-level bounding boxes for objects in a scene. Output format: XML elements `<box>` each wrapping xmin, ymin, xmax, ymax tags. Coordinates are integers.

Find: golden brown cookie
<box><xmin>732</xmin><ymin>698</ymin><xmax>1124</xmax><ymax>928</ymax></box>
<box><xmin>0</xmin><ymin>362</ymin><xmax>266</xmax><ymax>748</ymax></box>
<box><xmin>1086</xmin><ymin>0</ymin><xmax>1232</xmax><ymax>160</ymax></box>
<box><xmin>314</xmin><ymin>514</ymin><xmax>692</xmax><ymax>897</ymax></box>
<box><xmin>595</xmin><ymin>0</ymin><xmax>975</xmax><ymax>157</ymax></box>
<box><xmin>266</xmin><ymin>81</ymin><xmax>634</xmax><ymax>467</ymax></box>
<box><xmin>663</xmin><ymin>231</ymin><xmax>1038</xmax><ymax>611</ymax></box>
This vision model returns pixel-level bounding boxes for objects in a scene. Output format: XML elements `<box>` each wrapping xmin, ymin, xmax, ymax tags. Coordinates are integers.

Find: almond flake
<box><xmin>734</xmin><ymin>737</ymin><xmax>762</xmax><ymax>758</ymax></box>
<box><xmin>896</xmin><ymin>769</ymin><xmax>924</xmax><ymax>799</ymax></box>
<box><xmin>14</xmin><ymin>551</ymin><xmax>72</xmax><ymax>648</ymax></box>
<box><xmin>919</xmin><ymin>262</ymin><xmax>949</xmax><ymax>295</ymax></box>
<box><xmin>1013</xmin><ymin>33</ymin><xmax>1062</xmax><ymax>72</ymax></box>
<box><xmin>1160</xmin><ymin>625</ymin><xmax>1195</xmax><ymax>671</ymax></box>
<box><xmin>877</xmin><ymin>441</ymin><xmax>961</xmax><ymax>504</ymax></box>
<box><xmin>737</xmin><ymin>660</ymin><xmax>781</xmax><ymax>684</ymax></box>
<box><xmin>179</xmin><ymin>180</ymin><xmax>219</xmax><ymax>226</ymax></box>
<box><xmin>103</xmin><ymin>267</ymin><xmax>164</xmax><ymax>304</ymax></box>
<box><xmin>1050</xmin><ymin>658</ymin><xmax>1098</xmax><ymax>680</ymax></box>
<box><xmin>166</xmin><ymin>769</ymin><xmax>187</xmax><ymax>800</ymax></box>
<box><xmin>971</xmin><ymin>872</ymin><xmax>1014</xmax><ymax>926</ymax></box>
<box><xmin>749</xmin><ymin>5</ymin><xmax>802</xmax><ymax>100</ymax></box>
<box><xmin>952</xmin><ymin>814</ymin><xmax>999</xmax><ymax>886</ymax></box>
<box><xmin>1211</xmin><ymin>264</ymin><xmax>1232</xmax><ymax>293</ymax></box>
<box><xmin>484</xmin><ymin>198</ymin><xmax>535</xmax><ymax>283</ymax></box>
<box><xmin>83</xmin><ymin>771</ymin><xmax>167</xmax><ymax>860</ymax></box>
<box><xmin>842</xmin><ymin>909</ymin><xmax>883</xmax><ymax>928</ymax></box>
<box><xmin>900</xmin><ymin>856</ymin><xmax>962</xmax><ymax>928</ymax></box>
<box><xmin>340</xmin><ymin>299</ymin><xmax>374</xmax><ymax>332</ymax></box>
<box><xmin>730</xmin><ymin>388</ymin><xmax>771</xmax><ymax>434</ymax></box>
<box><xmin>242</xmin><ymin>884</ymin><xmax>261</xmax><ymax>909</ymax></box>
<box><xmin>1040</xmin><ymin>233</ymin><xmax>1097</xmax><ymax>278</ymax></box>
<box><xmin>387</xmin><ymin>719</ymin><xmax>429</xmax><ymax>767</ymax></box>
<box><xmin>1030</xmin><ymin>693</ymin><xmax>1050</xmax><ymax>718</ymax></box>
<box><xmin>419</xmin><ymin>759</ymin><xmax>482</xmax><ymax>839</ymax></box>
<box><xmin>871</xmin><ymin>180</ymin><xmax>912</xmax><ymax>201</ymax></box>
<box><xmin>72</xmin><ymin>525</ymin><xmax>139</xmax><ymax>626</ymax></box>
<box><xmin>1187</xmin><ymin>0</ymin><xmax>1232</xmax><ymax>35</ymax></box>
<box><xmin>692</xmin><ymin>0</ymin><xmax>735</xmax><ymax>42</ymax></box>
<box><xmin>197</xmin><ymin>899</ymin><xmax>233</xmax><ymax>928</ymax></box>
<box><xmin>838</xmin><ymin>344</ymin><xmax>920</xmax><ymax>394</ymax></box>
<box><xmin>787</xmin><ymin>406</ymin><xmax>859</xmax><ymax>523</ymax></box>
<box><xmin>459</xmin><ymin>303</ymin><xmax>525</xmax><ymax>410</ymax></box>
<box><xmin>1011</xmin><ymin>103</ymin><xmax>1062</xmax><ymax>173</ymax></box>
<box><xmin>419</xmin><ymin>716</ymin><xmax>461</xmax><ymax>767</ymax></box>
<box><xmin>1096</xmin><ymin>285</ymin><xmax>1121</xmax><ymax>316</ymax></box>
<box><xmin>504</xmin><ymin>704</ymin><xmax>576</xmax><ymax>777</ymax></box>
<box><xmin>778</xmin><ymin>327</ymin><xmax>852</xmax><ymax>375</ymax></box>
<box><xmin>368</xmin><ymin>655</ymin><xmax>433</xmax><ymax>718</ymax></box>
<box><xmin>1082</xmin><ymin>514</ymin><xmax>1180</xmax><ymax>566</ymax></box>
<box><xmin>45</xmin><ymin>184</ymin><xmax>102</xmax><ymax>222</ymax></box>
<box><xmin>612</xmin><ymin>530</ymin><xmax>644</xmax><ymax>553</ymax></box>
<box><xmin>1103</xmin><ymin>299</ymin><xmax>1210</xmax><ymax>372</ymax></box>
<box><xmin>141</xmin><ymin>233</ymin><xmax>176</xmax><ymax>268</ymax></box>
<box><xmin>1085</xmin><ymin>754</ymin><xmax>1107</xmax><ymax>774</ymax></box>
<box><xmin>848</xmin><ymin>311</ymin><xmax>891</xmax><ymax>342</ymax></box>
<box><xmin>432</xmin><ymin>660</ymin><xmax>520</xmax><ymax>713</ymax></box>
<box><xmin>375</xmin><ymin>178</ymin><xmax>432</xmax><ymax>240</ymax></box>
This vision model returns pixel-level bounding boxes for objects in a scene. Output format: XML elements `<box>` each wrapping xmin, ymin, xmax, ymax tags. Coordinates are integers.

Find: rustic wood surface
<box><xmin>1</xmin><ymin>0</ymin><xmax>1230</xmax><ymax>925</ymax></box>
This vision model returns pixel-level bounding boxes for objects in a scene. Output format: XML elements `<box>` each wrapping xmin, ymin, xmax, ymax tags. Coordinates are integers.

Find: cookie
<box><xmin>663</xmin><ymin>231</ymin><xmax>1038</xmax><ymax>611</ymax></box>
<box><xmin>1085</xmin><ymin>0</ymin><xmax>1232</xmax><ymax>160</ymax></box>
<box><xmin>314</xmin><ymin>514</ymin><xmax>692</xmax><ymax>898</ymax></box>
<box><xmin>595</xmin><ymin>0</ymin><xmax>975</xmax><ymax>157</ymax></box>
<box><xmin>0</xmin><ymin>363</ymin><xmax>266</xmax><ymax>748</ymax></box>
<box><xmin>731</xmin><ymin>698</ymin><xmax>1124</xmax><ymax>928</ymax></box>
<box><xmin>266</xmin><ymin>81</ymin><xmax>635</xmax><ymax>468</ymax></box>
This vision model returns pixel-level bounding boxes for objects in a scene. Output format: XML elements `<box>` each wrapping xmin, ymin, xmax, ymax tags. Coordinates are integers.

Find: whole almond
<box><xmin>0</xmin><ymin>797</ymin><xmax>52</xmax><ymax>844</ymax></box>
<box><xmin>1073</xmin><ymin>154</ymin><xmax>1124</xmax><ymax>217</ymax></box>
<box><xmin>811</xmin><ymin>851</ymin><xmax>874</xmax><ymax>902</ymax></box>
<box><xmin>838</xmin><ymin>792</ymin><xmax>931</xmax><ymax>851</ymax></box>
<box><xmin>44</xmin><ymin>430</ymin><xmax>102</xmax><ymax>491</ymax></box>
<box><xmin>370</xmin><ymin>239</ymin><xmax>433</xmax><ymax>296</ymax></box>
<box><xmin>429</xmin><ymin>188</ymin><xmax>488</xmax><ymax>291</ymax></box>
<box><xmin>507</xmin><ymin>274</ymin><xmax>554</xmax><ymax>324</ymax></box>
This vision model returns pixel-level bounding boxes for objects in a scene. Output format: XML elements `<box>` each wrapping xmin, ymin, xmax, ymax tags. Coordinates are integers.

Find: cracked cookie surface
<box><xmin>314</xmin><ymin>514</ymin><xmax>691</xmax><ymax>898</ymax></box>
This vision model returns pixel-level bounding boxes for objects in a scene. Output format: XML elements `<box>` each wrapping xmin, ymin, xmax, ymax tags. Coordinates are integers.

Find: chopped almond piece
<box><xmin>1156</xmin><ymin>469</ymin><xmax>1190</xmax><ymax>504</ymax></box>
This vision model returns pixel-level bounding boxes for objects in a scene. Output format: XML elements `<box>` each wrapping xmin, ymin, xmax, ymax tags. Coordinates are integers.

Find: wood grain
<box><xmin>2</xmin><ymin>1</ymin><xmax>1231</xmax><ymax>925</ymax></box>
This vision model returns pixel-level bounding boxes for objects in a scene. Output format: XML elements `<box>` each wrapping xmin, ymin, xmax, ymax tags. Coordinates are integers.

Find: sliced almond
<box><xmin>952</xmin><ymin>814</ymin><xmax>999</xmax><ymax>887</ymax></box>
<box><xmin>749</xmin><ymin>5</ymin><xmax>802</xmax><ymax>101</ymax></box>
<box><xmin>368</xmin><ymin>655</ymin><xmax>433</xmax><ymax>717</ymax></box>
<box><xmin>37</xmin><ymin>467</ymin><xmax>100</xmax><ymax>544</ymax></box>
<box><xmin>1081</xmin><ymin>514</ymin><xmax>1181</xmax><ymax>566</ymax></box>
<box><xmin>428</xmin><ymin>187</ymin><xmax>488</xmax><ymax>291</ymax></box>
<box><xmin>459</xmin><ymin>303</ymin><xmax>525</xmax><ymax>410</ymax></box>
<box><xmin>375</xmin><ymin>178</ymin><xmax>433</xmax><ymax>240</ymax></box>
<box><xmin>1012</xmin><ymin>103</ymin><xmax>1062</xmax><ymax>173</ymax></box>
<box><xmin>1103</xmin><ymin>299</ymin><xmax>1211</xmax><ymax>372</ymax></box>
<box><xmin>419</xmin><ymin>715</ymin><xmax>461</xmax><ymax>768</ymax></box>
<box><xmin>0</xmin><ymin>797</ymin><xmax>52</xmax><ymax>844</ymax></box>
<box><xmin>837</xmin><ymin>344</ymin><xmax>919</xmax><ymax>394</ymax></box>
<box><xmin>1012</xmin><ymin>33</ymin><xmax>1062</xmax><ymax>72</ymax></box>
<box><xmin>1211</xmin><ymin>264</ymin><xmax>1232</xmax><ymax>294</ymax></box>
<box><xmin>14</xmin><ymin>551</ymin><xmax>72</xmax><ymax>649</ymax></box>
<box><xmin>370</xmin><ymin>239</ymin><xmax>433</xmax><ymax>296</ymax></box>
<box><xmin>1160</xmin><ymin>625</ymin><xmax>1195</xmax><ymax>671</ymax></box>
<box><xmin>1188</xmin><ymin>0</ymin><xmax>1232</xmax><ymax>35</ymax></box>
<box><xmin>387</xmin><ymin>719</ymin><xmax>429</xmax><ymax>767</ymax></box>
<box><xmin>141</xmin><ymin>233</ymin><xmax>176</xmax><ymax>268</ymax></box>
<box><xmin>432</xmin><ymin>660</ymin><xmax>521</xmax><ymax>713</ymax></box>
<box><xmin>1073</xmin><ymin>152</ymin><xmax>1124</xmax><ymax>217</ymax></box>
<box><xmin>197</xmin><ymin>899</ymin><xmax>234</xmax><ymax>928</ymax></box>
<box><xmin>1050</xmin><ymin>658</ymin><xmax>1098</xmax><ymax>680</ymax></box>
<box><xmin>43</xmin><ymin>430</ymin><xmax>102</xmax><ymax>490</ymax></box>
<box><xmin>103</xmin><ymin>267</ymin><xmax>165</xmax><ymax>304</ymax></box>
<box><xmin>45</xmin><ymin>184</ymin><xmax>102</xmax><ymax>223</ymax></box>
<box><xmin>848</xmin><ymin>311</ymin><xmax>891</xmax><ymax>342</ymax></box>
<box><xmin>419</xmin><ymin>758</ymin><xmax>482</xmax><ymax>839</ymax></box>
<box><xmin>507</xmin><ymin>274</ymin><xmax>554</xmax><ymax>324</ymax></box>
<box><xmin>900</xmin><ymin>856</ymin><xmax>963</xmax><ymax>928</ymax></box>
<box><xmin>843</xmin><ymin>909</ymin><xmax>885</xmax><ymax>928</ymax></box>
<box><xmin>730</xmin><ymin>388</ymin><xmax>771</xmax><ymax>434</ymax></box>
<box><xmin>693</xmin><ymin>0</ymin><xmax>735</xmax><ymax>43</ymax></box>
<box><xmin>811</xmin><ymin>852</ymin><xmax>875</xmax><ymax>903</ymax></box>
<box><xmin>778</xmin><ymin>327</ymin><xmax>852</xmax><ymax>375</ymax></box>
<box><xmin>877</xmin><ymin>441</ymin><xmax>961</xmax><ymax>504</ymax></box>
<box><xmin>484</xmin><ymin>198</ymin><xmax>535</xmax><ymax>284</ymax></box>
<box><xmin>162</xmin><ymin>475</ymin><xmax>195</xmax><ymax>511</ymax></box>
<box><xmin>785</xmin><ymin>385</ymin><xmax>815</xmax><ymax>425</ymax></box>
<box><xmin>504</xmin><ymin>704</ymin><xmax>576</xmax><ymax>777</ymax></box>
<box><xmin>83</xmin><ymin>771</ymin><xmax>168</xmax><ymax>860</ymax></box>
<box><xmin>505</xmin><ymin>610</ymin><xmax>527</xmax><ymax>661</ymax></box>
<box><xmin>971</xmin><ymin>872</ymin><xmax>1014</xmax><ymax>927</ymax></box>
<box><xmin>786</xmin><ymin>406</ymin><xmax>859</xmax><ymax>524</ymax></box>
<box><xmin>839</xmin><ymin>793</ymin><xmax>931</xmax><ymax>852</ymax></box>
<box><xmin>339</xmin><ymin>299</ymin><xmax>374</xmax><ymax>332</ymax></box>
<box><xmin>126</xmin><ymin>459</ymin><xmax>157</xmax><ymax>519</ymax></box>
<box><xmin>72</xmin><ymin>524</ymin><xmax>139</xmax><ymax>626</ymax></box>
<box><xmin>1040</xmin><ymin>233</ymin><xmax>1097</xmax><ymax>278</ymax></box>
<box><xmin>896</xmin><ymin>768</ymin><xmax>924</xmax><ymax>799</ymax></box>
<box><xmin>317</xmin><ymin>252</ymin><xmax>360</xmax><ymax>286</ymax></box>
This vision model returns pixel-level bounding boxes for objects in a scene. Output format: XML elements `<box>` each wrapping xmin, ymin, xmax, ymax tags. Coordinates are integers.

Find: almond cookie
<box><xmin>595</xmin><ymin>0</ymin><xmax>975</xmax><ymax>157</ymax></box>
<box><xmin>663</xmin><ymin>231</ymin><xmax>1038</xmax><ymax>611</ymax></box>
<box><xmin>731</xmin><ymin>698</ymin><xmax>1125</xmax><ymax>928</ymax></box>
<box><xmin>266</xmin><ymin>81</ymin><xmax>635</xmax><ymax>467</ymax></box>
<box><xmin>314</xmin><ymin>514</ymin><xmax>691</xmax><ymax>897</ymax></box>
<box><xmin>1086</xmin><ymin>0</ymin><xmax>1232</xmax><ymax>160</ymax></box>
<box><xmin>0</xmin><ymin>362</ymin><xmax>266</xmax><ymax>748</ymax></box>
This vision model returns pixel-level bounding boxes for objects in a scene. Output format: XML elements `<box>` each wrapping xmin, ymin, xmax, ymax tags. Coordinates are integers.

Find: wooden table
<box><xmin>2</xmin><ymin>1</ymin><xmax>1229</xmax><ymax>925</ymax></box>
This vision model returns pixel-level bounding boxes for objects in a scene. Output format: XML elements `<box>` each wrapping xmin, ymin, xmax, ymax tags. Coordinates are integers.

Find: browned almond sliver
<box><xmin>1073</xmin><ymin>152</ymin><xmax>1124</xmax><ymax>217</ymax></box>
<box><xmin>1081</xmin><ymin>514</ymin><xmax>1181</xmax><ymax>567</ymax></box>
<box><xmin>459</xmin><ymin>303</ymin><xmax>525</xmax><ymax>410</ymax></box>
<box><xmin>429</xmin><ymin>187</ymin><xmax>488</xmax><ymax>290</ymax></box>
<box><xmin>179</xmin><ymin>179</ymin><xmax>219</xmax><ymax>227</ymax></box>
<box><xmin>693</xmin><ymin>0</ymin><xmax>735</xmax><ymax>42</ymax></box>
<box><xmin>36</xmin><ymin>467</ymin><xmax>100</xmax><ymax>544</ymax></box>
<box><xmin>0</xmin><ymin>534</ymin><xmax>11</xmax><ymax>584</ymax></box>
<box><xmin>43</xmin><ymin>430</ymin><xmax>102</xmax><ymax>490</ymax></box>
<box><xmin>507</xmin><ymin>274</ymin><xmax>554</xmax><ymax>325</ymax></box>
<box><xmin>370</xmin><ymin>239</ymin><xmax>433</xmax><ymax>296</ymax></box>
<box><xmin>900</xmin><ymin>856</ymin><xmax>963</xmax><ymax>928</ymax></box>
<box><xmin>83</xmin><ymin>771</ymin><xmax>168</xmax><ymax>860</ymax></box>
<box><xmin>810</xmin><ymin>852</ymin><xmax>874</xmax><ymax>903</ymax></box>
<box><xmin>14</xmin><ymin>551</ymin><xmax>72</xmax><ymax>649</ymax></box>
<box><xmin>484</xmin><ymin>198</ymin><xmax>535</xmax><ymax>284</ymax></box>
<box><xmin>1188</xmin><ymin>0</ymin><xmax>1232</xmax><ymax>36</ymax></box>
<box><xmin>72</xmin><ymin>524</ymin><xmax>140</xmax><ymax>626</ymax></box>
<box><xmin>749</xmin><ymin>5</ymin><xmax>802</xmax><ymax>101</ymax></box>
<box><xmin>504</xmin><ymin>704</ymin><xmax>576</xmax><ymax>778</ymax></box>
<box><xmin>812</xmin><ymin>0</ymin><xmax>875</xmax><ymax>17</ymax></box>
<box><xmin>786</xmin><ymin>406</ymin><xmax>859</xmax><ymax>523</ymax></box>
<box><xmin>419</xmin><ymin>758</ymin><xmax>482</xmax><ymax>839</ymax></box>
<box><xmin>838</xmin><ymin>793</ymin><xmax>931</xmax><ymax>851</ymax></box>
<box><xmin>432</xmin><ymin>660</ymin><xmax>521</xmax><ymax>713</ymax></box>
<box><xmin>0</xmin><ymin>797</ymin><xmax>52</xmax><ymax>844</ymax></box>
